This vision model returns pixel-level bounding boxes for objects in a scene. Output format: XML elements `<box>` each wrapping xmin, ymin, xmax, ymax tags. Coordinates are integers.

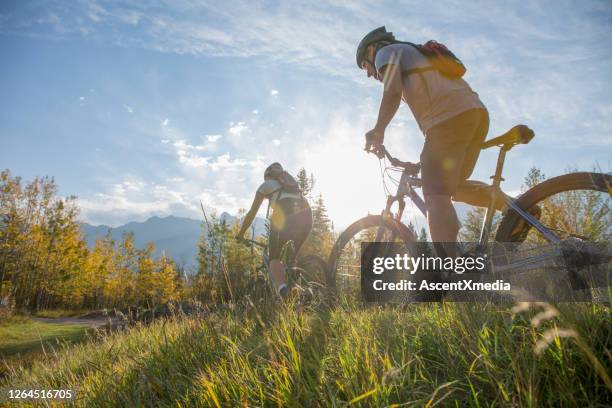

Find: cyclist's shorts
<box><xmin>421</xmin><ymin>108</ymin><xmax>489</xmax><ymax>197</ymax></box>
<box><xmin>269</xmin><ymin>197</ymin><xmax>313</xmax><ymax>260</ymax></box>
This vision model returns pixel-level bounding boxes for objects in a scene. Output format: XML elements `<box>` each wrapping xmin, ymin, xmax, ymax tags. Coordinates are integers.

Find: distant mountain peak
<box><xmin>80</xmin><ymin>212</ymin><xmax>266</xmax><ymax>274</ymax></box>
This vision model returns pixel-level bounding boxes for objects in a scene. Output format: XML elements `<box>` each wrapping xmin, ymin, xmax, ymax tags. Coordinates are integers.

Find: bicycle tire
<box><xmin>495</xmin><ymin>172</ymin><xmax>611</xmax><ymax>242</ymax></box>
<box><xmin>296</xmin><ymin>254</ymin><xmax>328</xmax><ymax>285</ymax></box>
<box><xmin>494</xmin><ymin>172</ymin><xmax>610</xmax><ymax>302</ymax></box>
<box><xmin>327</xmin><ymin>215</ymin><xmax>417</xmax><ymax>292</ymax></box>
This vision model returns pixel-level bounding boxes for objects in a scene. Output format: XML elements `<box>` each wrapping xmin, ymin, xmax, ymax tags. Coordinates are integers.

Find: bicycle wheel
<box><xmin>496</xmin><ymin>172</ymin><xmax>611</xmax><ymax>243</ymax></box>
<box><xmin>293</xmin><ymin>254</ymin><xmax>329</xmax><ymax>303</ymax></box>
<box><xmin>327</xmin><ymin>215</ymin><xmax>417</xmax><ymax>296</ymax></box>
<box><xmin>495</xmin><ymin>172</ymin><xmax>611</xmax><ymax>301</ymax></box>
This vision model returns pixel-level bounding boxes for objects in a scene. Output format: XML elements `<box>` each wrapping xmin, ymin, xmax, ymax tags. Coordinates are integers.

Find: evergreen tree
<box><xmin>418</xmin><ymin>227</ymin><xmax>428</xmax><ymax>242</ymax></box>
<box><xmin>306</xmin><ymin>194</ymin><xmax>334</xmax><ymax>256</ymax></box>
<box><xmin>459</xmin><ymin>206</ymin><xmax>501</xmax><ymax>242</ymax></box>
<box><xmin>296</xmin><ymin>168</ymin><xmax>315</xmax><ymax>199</ymax></box>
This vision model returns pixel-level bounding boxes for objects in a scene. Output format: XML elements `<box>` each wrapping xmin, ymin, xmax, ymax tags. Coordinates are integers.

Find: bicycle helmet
<box><xmin>356</xmin><ymin>26</ymin><xmax>396</xmax><ymax>69</ymax></box>
<box><xmin>264</xmin><ymin>162</ymin><xmax>283</xmax><ymax>180</ymax></box>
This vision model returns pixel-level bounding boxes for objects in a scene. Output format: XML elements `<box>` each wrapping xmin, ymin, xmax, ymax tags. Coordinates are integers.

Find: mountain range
<box><xmin>79</xmin><ymin>213</ymin><xmax>267</xmax><ymax>274</ymax></box>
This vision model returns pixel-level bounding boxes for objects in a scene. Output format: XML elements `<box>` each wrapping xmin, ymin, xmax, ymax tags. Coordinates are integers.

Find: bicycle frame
<box><xmin>376</xmin><ymin>144</ymin><xmax>561</xmax><ymax>246</ymax></box>
<box><xmin>243</xmin><ymin>238</ymin><xmax>298</xmax><ymax>286</ymax></box>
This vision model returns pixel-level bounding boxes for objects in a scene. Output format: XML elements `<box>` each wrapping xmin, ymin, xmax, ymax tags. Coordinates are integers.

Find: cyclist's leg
<box><xmin>286</xmin><ymin>200</ymin><xmax>313</xmax><ymax>257</ymax></box>
<box><xmin>269</xmin><ymin>198</ymin><xmax>312</xmax><ymax>297</ymax></box>
<box><xmin>425</xmin><ymin>194</ymin><xmax>460</xmax><ymax>257</ymax></box>
<box><xmin>269</xmin><ymin>209</ymin><xmax>288</xmax><ymax>296</ymax></box>
<box><xmin>422</xmin><ymin>109</ymin><xmax>489</xmax><ymax>253</ymax></box>
<box><xmin>453</xmin><ymin>181</ymin><xmax>509</xmax><ymax>211</ymax></box>
<box><xmin>447</xmin><ymin>110</ymin><xmax>506</xmax><ymax>210</ymax></box>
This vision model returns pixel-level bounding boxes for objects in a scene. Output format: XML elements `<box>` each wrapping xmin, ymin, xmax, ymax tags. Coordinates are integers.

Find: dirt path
<box><xmin>32</xmin><ymin>317</ymin><xmax>116</xmax><ymax>328</ymax></box>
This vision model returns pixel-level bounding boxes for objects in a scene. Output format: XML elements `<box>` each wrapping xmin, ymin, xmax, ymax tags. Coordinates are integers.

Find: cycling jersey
<box><xmin>375</xmin><ymin>43</ymin><xmax>485</xmax><ymax>134</ymax></box>
<box><xmin>257</xmin><ymin>179</ymin><xmax>302</xmax><ymax>207</ymax></box>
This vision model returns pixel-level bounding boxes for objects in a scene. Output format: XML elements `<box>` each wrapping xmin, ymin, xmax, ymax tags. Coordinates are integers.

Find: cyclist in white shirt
<box><xmin>237</xmin><ymin>163</ymin><xmax>312</xmax><ymax>298</ymax></box>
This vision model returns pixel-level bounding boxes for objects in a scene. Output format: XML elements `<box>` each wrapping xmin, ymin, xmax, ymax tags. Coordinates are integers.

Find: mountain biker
<box><xmin>236</xmin><ymin>163</ymin><xmax>313</xmax><ymax>298</ymax></box>
<box><xmin>357</xmin><ymin>26</ymin><xmax>537</xmax><ymax>252</ymax></box>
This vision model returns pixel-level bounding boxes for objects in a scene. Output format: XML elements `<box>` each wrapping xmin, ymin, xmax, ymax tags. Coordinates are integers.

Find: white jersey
<box><xmin>375</xmin><ymin>43</ymin><xmax>485</xmax><ymax>134</ymax></box>
<box><xmin>257</xmin><ymin>179</ymin><xmax>302</xmax><ymax>208</ymax></box>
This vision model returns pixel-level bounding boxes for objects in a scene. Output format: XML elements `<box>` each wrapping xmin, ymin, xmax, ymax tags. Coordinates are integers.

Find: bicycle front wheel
<box><xmin>327</xmin><ymin>215</ymin><xmax>417</xmax><ymax>296</ymax></box>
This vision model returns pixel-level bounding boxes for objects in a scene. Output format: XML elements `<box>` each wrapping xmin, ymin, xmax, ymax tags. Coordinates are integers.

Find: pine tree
<box><xmin>459</xmin><ymin>206</ymin><xmax>501</xmax><ymax>242</ymax></box>
<box><xmin>306</xmin><ymin>194</ymin><xmax>334</xmax><ymax>256</ymax></box>
<box><xmin>296</xmin><ymin>168</ymin><xmax>315</xmax><ymax>199</ymax></box>
<box><xmin>417</xmin><ymin>227</ymin><xmax>427</xmax><ymax>242</ymax></box>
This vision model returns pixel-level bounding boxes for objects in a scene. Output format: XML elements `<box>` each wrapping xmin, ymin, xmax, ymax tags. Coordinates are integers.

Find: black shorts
<box><xmin>421</xmin><ymin>109</ymin><xmax>489</xmax><ymax>197</ymax></box>
<box><xmin>269</xmin><ymin>197</ymin><xmax>312</xmax><ymax>260</ymax></box>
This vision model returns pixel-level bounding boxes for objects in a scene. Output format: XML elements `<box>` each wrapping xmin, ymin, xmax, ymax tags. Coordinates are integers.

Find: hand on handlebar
<box><xmin>366</xmin><ymin>143</ymin><xmax>385</xmax><ymax>159</ymax></box>
<box><xmin>364</xmin><ymin>129</ymin><xmax>385</xmax><ymax>159</ymax></box>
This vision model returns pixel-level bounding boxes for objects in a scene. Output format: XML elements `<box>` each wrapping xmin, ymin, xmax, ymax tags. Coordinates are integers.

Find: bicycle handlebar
<box><xmin>365</xmin><ymin>143</ymin><xmax>421</xmax><ymax>175</ymax></box>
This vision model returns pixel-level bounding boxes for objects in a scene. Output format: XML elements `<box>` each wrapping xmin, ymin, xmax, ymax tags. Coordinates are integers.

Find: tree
<box><xmin>304</xmin><ymin>194</ymin><xmax>334</xmax><ymax>256</ymax></box>
<box><xmin>521</xmin><ymin>167</ymin><xmax>610</xmax><ymax>243</ymax></box>
<box><xmin>418</xmin><ymin>227</ymin><xmax>428</xmax><ymax>242</ymax></box>
<box><xmin>523</xmin><ymin>167</ymin><xmax>545</xmax><ymax>190</ymax></box>
<box><xmin>296</xmin><ymin>168</ymin><xmax>315</xmax><ymax>199</ymax></box>
<box><xmin>459</xmin><ymin>207</ymin><xmax>501</xmax><ymax>242</ymax></box>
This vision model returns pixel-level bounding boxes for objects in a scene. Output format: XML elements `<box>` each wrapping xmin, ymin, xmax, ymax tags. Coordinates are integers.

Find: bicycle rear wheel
<box><xmin>293</xmin><ymin>254</ymin><xmax>329</xmax><ymax>304</ymax></box>
<box><xmin>495</xmin><ymin>172</ymin><xmax>611</xmax><ymax>301</ymax></box>
<box><xmin>327</xmin><ymin>215</ymin><xmax>417</xmax><ymax>297</ymax></box>
<box><xmin>496</xmin><ymin>172</ymin><xmax>611</xmax><ymax>243</ymax></box>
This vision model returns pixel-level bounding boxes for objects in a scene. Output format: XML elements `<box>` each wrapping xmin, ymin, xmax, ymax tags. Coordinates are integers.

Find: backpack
<box><xmin>275</xmin><ymin>171</ymin><xmax>302</xmax><ymax>196</ymax></box>
<box><xmin>399</xmin><ymin>40</ymin><xmax>466</xmax><ymax>79</ymax></box>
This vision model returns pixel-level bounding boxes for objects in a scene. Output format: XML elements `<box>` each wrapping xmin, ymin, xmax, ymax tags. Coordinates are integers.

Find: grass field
<box><xmin>0</xmin><ymin>315</ymin><xmax>94</xmax><ymax>381</ymax></box>
<box><xmin>1</xmin><ymin>299</ymin><xmax>610</xmax><ymax>407</ymax></box>
<box><xmin>0</xmin><ymin>317</ymin><xmax>92</xmax><ymax>357</ymax></box>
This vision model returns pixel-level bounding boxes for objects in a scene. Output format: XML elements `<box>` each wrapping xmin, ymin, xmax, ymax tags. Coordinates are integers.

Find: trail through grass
<box><xmin>0</xmin><ymin>317</ymin><xmax>92</xmax><ymax>357</ymax></box>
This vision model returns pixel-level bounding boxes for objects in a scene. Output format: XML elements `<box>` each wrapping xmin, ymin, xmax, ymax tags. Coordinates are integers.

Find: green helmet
<box><xmin>356</xmin><ymin>26</ymin><xmax>396</xmax><ymax>69</ymax></box>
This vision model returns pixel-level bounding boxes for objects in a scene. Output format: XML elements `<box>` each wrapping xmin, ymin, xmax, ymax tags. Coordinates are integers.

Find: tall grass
<box><xmin>1</xmin><ymin>299</ymin><xmax>610</xmax><ymax>407</ymax></box>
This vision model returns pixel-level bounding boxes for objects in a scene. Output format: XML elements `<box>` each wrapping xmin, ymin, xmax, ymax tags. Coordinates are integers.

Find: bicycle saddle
<box><xmin>482</xmin><ymin>124</ymin><xmax>535</xmax><ymax>150</ymax></box>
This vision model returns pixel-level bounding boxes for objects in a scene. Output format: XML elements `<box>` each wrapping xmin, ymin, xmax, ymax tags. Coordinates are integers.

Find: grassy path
<box><xmin>0</xmin><ymin>317</ymin><xmax>94</xmax><ymax>358</ymax></box>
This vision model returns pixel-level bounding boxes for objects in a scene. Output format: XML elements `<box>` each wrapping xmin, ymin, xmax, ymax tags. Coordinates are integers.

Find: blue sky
<box><xmin>1</xmin><ymin>0</ymin><xmax>611</xmax><ymax>229</ymax></box>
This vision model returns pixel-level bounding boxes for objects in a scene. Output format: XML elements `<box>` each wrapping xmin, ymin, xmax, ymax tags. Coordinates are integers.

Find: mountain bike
<box><xmin>240</xmin><ymin>237</ymin><xmax>329</xmax><ymax>304</ymax></box>
<box><xmin>328</xmin><ymin>124</ymin><xmax>611</xmax><ymax>298</ymax></box>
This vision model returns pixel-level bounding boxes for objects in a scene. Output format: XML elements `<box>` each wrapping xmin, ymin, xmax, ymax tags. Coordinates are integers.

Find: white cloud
<box><xmin>161</xmin><ymin>118</ymin><xmax>169</xmax><ymax>126</ymax></box>
<box><xmin>270</xmin><ymin>89</ymin><xmax>279</xmax><ymax>97</ymax></box>
<box><xmin>252</xmin><ymin>109</ymin><xmax>259</xmax><ymax>115</ymax></box>
<box><xmin>177</xmin><ymin>151</ymin><xmax>209</xmax><ymax>168</ymax></box>
<box><xmin>161</xmin><ymin>139</ymin><xmax>170</xmax><ymax>144</ymax></box>
<box><xmin>79</xmin><ymin>96</ymin><xmax>85</xmax><ymax>101</ymax></box>
<box><xmin>272</xmin><ymin>139</ymin><xmax>281</xmax><ymax>146</ymax></box>
<box><xmin>206</xmin><ymin>134</ymin><xmax>222</xmax><ymax>142</ymax></box>
<box><xmin>228</xmin><ymin>121</ymin><xmax>248</xmax><ymax>136</ymax></box>
<box><xmin>123</xmin><ymin>104</ymin><xmax>133</xmax><ymax>113</ymax></box>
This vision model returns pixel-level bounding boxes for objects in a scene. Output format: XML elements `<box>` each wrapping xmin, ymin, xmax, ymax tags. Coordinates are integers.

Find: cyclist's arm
<box><xmin>237</xmin><ymin>192</ymin><xmax>265</xmax><ymax>237</ymax></box>
<box><xmin>374</xmin><ymin>63</ymin><xmax>403</xmax><ymax>133</ymax></box>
